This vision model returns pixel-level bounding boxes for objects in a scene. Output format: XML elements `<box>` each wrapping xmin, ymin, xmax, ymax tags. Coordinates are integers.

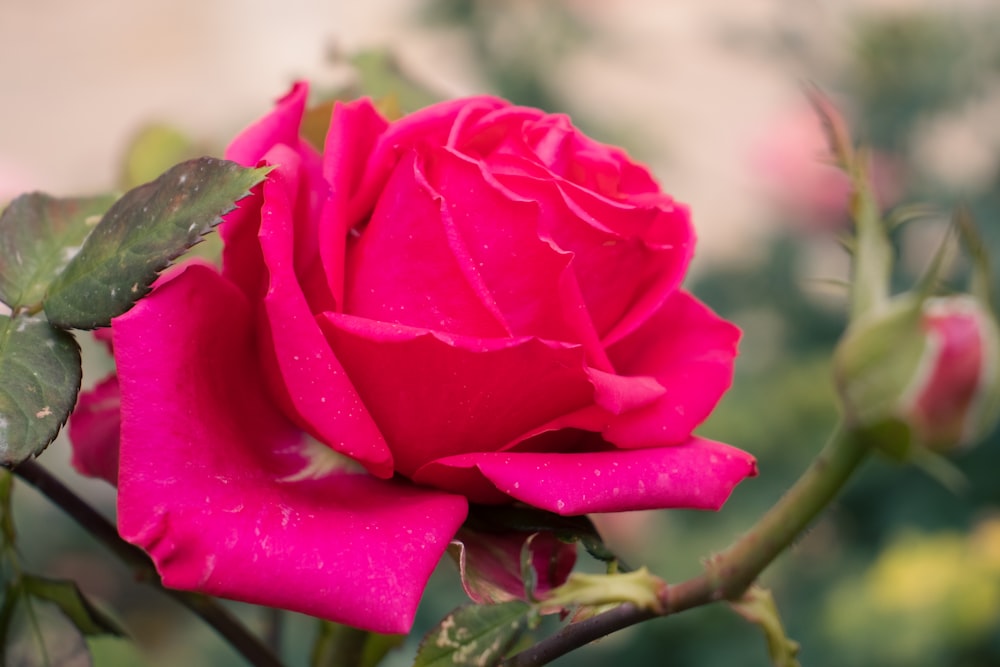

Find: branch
<box><xmin>504</xmin><ymin>425</ymin><xmax>869</xmax><ymax>666</ymax></box>
<box><xmin>11</xmin><ymin>458</ymin><xmax>287</xmax><ymax>667</ymax></box>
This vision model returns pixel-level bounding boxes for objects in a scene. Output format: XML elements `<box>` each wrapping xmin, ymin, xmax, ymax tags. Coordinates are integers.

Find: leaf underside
<box><xmin>0</xmin><ymin>192</ymin><xmax>115</xmax><ymax>311</ymax></box>
<box><xmin>0</xmin><ymin>315</ymin><xmax>81</xmax><ymax>466</ymax></box>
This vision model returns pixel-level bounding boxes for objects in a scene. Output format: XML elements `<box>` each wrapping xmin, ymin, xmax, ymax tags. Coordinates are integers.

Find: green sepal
<box><xmin>541</xmin><ymin>568</ymin><xmax>665</xmax><ymax>614</ymax></box>
<box><xmin>833</xmin><ymin>296</ymin><xmax>927</xmax><ymax>435</ymax></box>
<box><xmin>0</xmin><ymin>315</ymin><xmax>82</xmax><ymax>465</ymax></box>
<box><xmin>43</xmin><ymin>158</ymin><xmax>268</xmax><ymax>329</ymax></box>
<box><xmin>415</xmin><ymin>601</ymin><xmax>538</xmax><ymax>667</ymax></box>
<box><xmin>729</xmin><ymin>585</ymin><xmax>801</xmax><ymax>667</ymax></box>
<box><xmin>807</xmin><ymin>86</ymin><xmax>893</xmax><ymax>322</ymax></box>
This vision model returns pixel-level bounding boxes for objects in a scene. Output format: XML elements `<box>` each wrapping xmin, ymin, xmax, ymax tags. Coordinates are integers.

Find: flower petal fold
<box><xmin>113</xmin><ymin>263</ymin><xmax>468</xmax><ymax>633</ymax></box>
<box><xmin>604</xmin><ymin>290</ymin><xmax>740</xmax><ymax>447</ymax></box>
<box><xmin>415</xmin><ymin>439</ymin><xmax>757</xmax><ymax>514</ymax></box>
<box><xmin>318</xmin><ymin>312</ymin><xmax>596</xmax><ymax>478</ymax></box>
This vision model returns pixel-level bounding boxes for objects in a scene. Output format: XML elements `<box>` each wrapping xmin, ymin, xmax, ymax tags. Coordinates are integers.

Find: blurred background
<box><xmin>5</xmin><ymin>0</ymin><xmax>1000</xmax><ymax>665</ymax></box>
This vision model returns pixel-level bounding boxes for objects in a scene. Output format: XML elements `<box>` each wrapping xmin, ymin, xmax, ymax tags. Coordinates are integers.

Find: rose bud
<box><xmin>448</xmin><ymin>528</ymin><xmax>577</xmax><ymax>605</ymax></box>
<box><xmin>834</xmin><ymin>294</ymin><xmax>1000</xmax><ymax>457</ymax></box>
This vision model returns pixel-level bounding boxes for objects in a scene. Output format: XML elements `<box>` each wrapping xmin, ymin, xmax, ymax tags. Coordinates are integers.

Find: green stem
<box><xmin>848</xmin><ymin>162</ymin><xmax>893</xmax><ymax>323</ymax></box>
<box><xmin>503</xmin><ymin>424</ymin><xmax>870</xmax><ymax>667</ymax></box>
<box><xmin>703</xmin><ymin>424</ymin><xmax>868</xmax><ymax>600</ymax></box>
<box><xmin>263</xmin><ymin>607</ymin><xmax>284</xmax><ymax>657</ymax></box>
<box><xmin>11</xmin><ymin>459</ymin><xmax>287</xmax><ymax>667</ymax></box>
<box><xmin>311</xmin><ymin>621</ymin><xmax>369</xmax><ymax>667</ymax></box>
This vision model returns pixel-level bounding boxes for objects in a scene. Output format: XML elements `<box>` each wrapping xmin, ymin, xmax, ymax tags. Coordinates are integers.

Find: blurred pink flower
<box><xmin>0</xmin><ymin>157</ymin><xmax>35</xmax><ymax>202</ymax></box>
<box><xmin>751</xmin><ymin>103</ymin><xmax>901</xmax><ymax>228</ymax></box>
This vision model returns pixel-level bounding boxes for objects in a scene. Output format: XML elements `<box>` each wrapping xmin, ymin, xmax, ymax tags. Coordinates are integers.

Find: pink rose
<box><xmin>71</xmin><ymin>83</ymin><xmax>756</xmax><ymax>632</ymax></box>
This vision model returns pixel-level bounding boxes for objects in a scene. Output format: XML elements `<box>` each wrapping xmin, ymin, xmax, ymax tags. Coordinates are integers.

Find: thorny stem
<box><xmin>503</xmin><ymin>424</ymin><xmax>870</xmax><ymax>667</ymax></box>
<box><xmin>11</xmin><ymin>458</ymin><xmax>287</xmax><ymax>667</ymax></box>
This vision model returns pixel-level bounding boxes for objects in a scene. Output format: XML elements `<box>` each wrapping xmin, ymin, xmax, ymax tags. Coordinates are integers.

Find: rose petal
<box><xmin>222</xmin><ymin>81</ymin><xmax>332</xmax><ymax>314</ymax></box>
<box><xmin>490</xmin><ymin>165</ymin><xmax>692</xmax><ymax>342</ymax></box>
<box><xmin>318</xmin><ymin>312</ymin><xmax>596</xmax><ymax>478</ymax></box>
<box><xmin>256</xmin><ymin>145</ymin><xmax>393</xmax><ymax>476</ymax></box>
<box><xmin>415</xmin><ymin>438</ymin><xmax>757</xmax><ymax>514</ymax></box>
<box><xmin>320</xmin><ymin>99</ymin><xmax>389</xmax><ymax>305</ymax></box>
<box><xmin>425</xmin><ymin>147</ymin><xmax>613</xmax><ymax>369</ymax></box>
<box><xmin>113</xmin><ymin>263</ymin><xmax>467</xmax><ymax>632</ymax></box>
<box><xmin>348</xmin><ymin>96</ymin><xmax>507</xmax><ymax>225</ymax></box>
<box><xmin>68</xmin><ymin>373</ymin><xmax>121</xmax><ymax>486</ymax></box>
<box><xmin>224</xmin><ymin>82</ymin><xmax>309</xmax><ymax>166</ymax></box>
<box><xmin>604</xmin><ymin>290</ymin><xmax>739</xmax><ymax>447</ymax></box>
<box><xmin>344</xmin><ymin>150</ymin><xmax>511</xmax><ymax>338</ymax></box>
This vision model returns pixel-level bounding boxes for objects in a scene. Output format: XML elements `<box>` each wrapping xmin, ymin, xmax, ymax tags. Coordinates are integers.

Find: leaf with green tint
<box><xmin>44</xmin><ymin>158</ymin><xmax>268</xmax><ymax>329</ymax></box>
<box><xmin>0</xmin><ymin>193</ymin><xmax>115</xmax><ymax>311</ymax></box>
<box><xmin>0</xmin><ymin>314</ymin><xmax>82</xmax><ymax>465</ymax></box>
<box><xmin>0</xmin><ymin>581</ymin><xmax>21</xmax><ymax>654</ymax></box>
<box><xmin>415</xmin><ymin>601</ymin><xmax>537</xmax><ymax>667</ymax></box>
<box><xmin>22</xmin><ymin>574</ymin><xmax>125</xmax><ymax>637</ymax></box>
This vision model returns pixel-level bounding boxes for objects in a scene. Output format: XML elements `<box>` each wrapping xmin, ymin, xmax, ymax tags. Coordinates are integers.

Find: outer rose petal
<box><xmin>224</xmin><ymin>82</ymin><xmax>309</xmax><ymax>166</ymax></box>
<box><xmin>114</xmin><ymin>263</ymin><xmax>468</xmax><ymax>633</ymax></box>
<box><xmin>414</xmin><ymin>439</ymin><xmax>757</xmax><ymax>514</ymax></box>
<box><xmin>604</xmin><ymin>290</ymin><xmax>740</xmax><ymax>447</ymax></box>
<box><xmin>68</xmin><ymin>374</ymin><xmax>121</xmax><ymax>486</ymax></box>
<box><xmin>222</xmin><ymin>81</ymin><xmax>332</xmax><ymax>313</ymax></box>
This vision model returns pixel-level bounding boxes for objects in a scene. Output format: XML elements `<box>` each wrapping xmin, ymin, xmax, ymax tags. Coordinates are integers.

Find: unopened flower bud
<box><xmin>834</xmin><ymin>294</ymin><xmax>1000</xmax><ymax>457</ymax></box>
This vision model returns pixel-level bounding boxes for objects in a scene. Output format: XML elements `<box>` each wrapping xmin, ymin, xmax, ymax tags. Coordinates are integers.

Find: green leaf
<box><xmin>0</xmin><ymin>581</ymin><xmax>21</xmax><ymax>653</ymax></box>
<box><xmin>0</xmin><ymin>315</ymin><xmax>81</xmax><ymax>465</ymax></box>
<box><xmin>21</xmin><ymin>574</ymin><xmax>125</xmax><ymax>637</ymax></box>
<box><xmin>44</xmin><ymin>158</ymin><xmax>268</xmax><ymax>329</ymax></box>
<box><xmin>311</xmin><ymin>621</ymin><xmax>404</xmax><ymax>667</ymax></box>
<box><xmin>415</xmin><ymin>601</ymin><xmax>537</xmax><ymax>667</ymax></box>
<box><xmin>0</xmin><ymin>193</ymin><xmax>116</xmax><ymax>311</ymax></box>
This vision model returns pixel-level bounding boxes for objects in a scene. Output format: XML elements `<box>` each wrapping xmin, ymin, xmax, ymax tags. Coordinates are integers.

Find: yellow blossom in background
<box><xmin>824</xmin><ymin>520</ymin><xmax>1000</xmax><ymax>664</ymax></box>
